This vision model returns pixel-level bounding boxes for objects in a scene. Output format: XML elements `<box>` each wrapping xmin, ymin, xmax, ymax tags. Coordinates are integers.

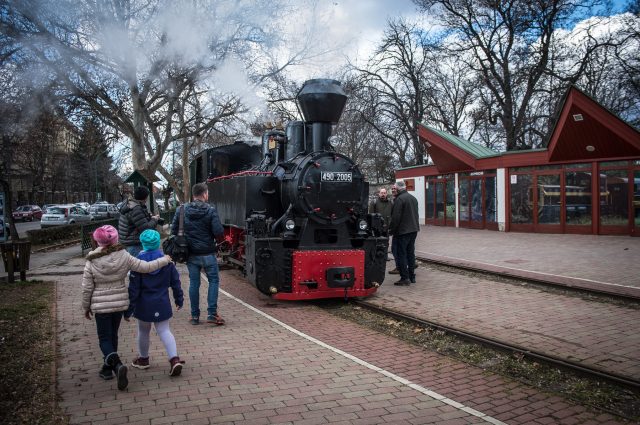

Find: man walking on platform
<box><xmin>388</xmin><ymin>180</ymin><xmax>420</xmax><ymax>286</ymax></box>
<box><xmin>170</xmin><ymin>183</ymin><xmax>225</xmax><ymax>326</ymax></box>
<box><xmin>119</xmin><ymin>186</ymin><xmax>160</xmax><ymax>257</ymax></box>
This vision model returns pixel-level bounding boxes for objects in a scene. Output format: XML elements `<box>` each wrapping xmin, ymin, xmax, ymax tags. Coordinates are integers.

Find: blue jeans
<box><xmin>126</xmin><ymin>244</ymin><xmax>143</xmax><ymax>257</ymax></box>
<box><xmin>396</xmin><ymin>232</ymin><xmax>417</xmax><ymax>281</ymax></box>
<box><xmin>391</xmin><ymin>236</ymin><xmax>398</xmax><ymax>269</ymax></box>
<box><xmin>95</xmin><ymin>312</ymin><xmax>123</xmax><ymax>358</ymax></box>
<box><xmin>186</xmin><ymin>254</ymin><xmax>220</xmax><ymax>318</ymax></box>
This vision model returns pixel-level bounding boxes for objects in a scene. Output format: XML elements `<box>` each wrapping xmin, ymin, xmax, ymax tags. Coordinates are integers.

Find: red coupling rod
<box><xmin>315</xmin><ymin>208</ymin><xmax>320</xmax><ymax>211</ymax></box>
<box><xmin>207</xmin><ymin>171</ymin><xmax>273</xmax><ymax>182</ymax></box>
<box><xmin>315</xmin><ymin>162</ymin><xmax>321</xmax><ymax>167</ymax></box>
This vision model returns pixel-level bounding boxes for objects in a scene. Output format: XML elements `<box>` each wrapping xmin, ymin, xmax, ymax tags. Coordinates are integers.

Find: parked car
<box><xmin>75</xmin><ymin>202</ymin><xmax>90</xmax><ymax>210</ymax></box>
<box><xmin>94</xmin><ymin>201</ymin><xmax>109</xmax><ymax>205</ymax></box>
<box><xmin>42</xmin><ymin>204</ymin><xmax>59</xmax><ymax>213</ymax></box>
<box><xmin>89</xmin><ymin>204</ymin><xmax>120</xmax><ymax>220</ymax></box>
<box><xmin>12</xmin><ymin>205</ymin><xmax>43</xmax><ymax>221</ymax></box>
<box><xmin>41</xmin><ymin>205</ymin><xmax>94</xmax><ymax>228</ymax></box>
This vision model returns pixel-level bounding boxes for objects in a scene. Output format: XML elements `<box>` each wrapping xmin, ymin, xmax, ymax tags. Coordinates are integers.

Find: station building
<box><xmin>395</xmin><ymin>86</ymin><xmax>640</xmax><ymax>236</ymax></box>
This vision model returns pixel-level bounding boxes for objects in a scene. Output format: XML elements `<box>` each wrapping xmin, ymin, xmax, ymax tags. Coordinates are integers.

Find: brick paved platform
<box><xmin>414</xmin><ymin>226</ymin><xmax>640</xmax><ymax>297</ymax></box>
<box><xmin>46</xmin><ymin>257</ymin><xmax>629</xmax><ymax>424</ymax></box>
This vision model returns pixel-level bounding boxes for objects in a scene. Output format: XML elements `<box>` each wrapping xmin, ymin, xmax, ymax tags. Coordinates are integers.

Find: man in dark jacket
<box><xmin>118</xmin><ymin>186</ymin><xmax>159</xmax><ymax>257</ymax></box>
<box><xmin>170</xmin><ymin>183</ymin><xmax>225</xmax><ymax>325</ymax></box>
<box><xmin>368</xmin><ymin>188</ymin><xmax>393</xmax><ymax>236</ymax></box>
<box><xmin>388</xmin><ymin>180</ymin><xmax>420</xmax><ymax>286</ymax></box>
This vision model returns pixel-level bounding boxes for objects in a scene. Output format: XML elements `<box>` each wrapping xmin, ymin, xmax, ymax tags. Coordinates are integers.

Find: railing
<box><xmin>81</xmin><ymin>219</ymin><xmax>119</xmax><ymax>256</ymax></box>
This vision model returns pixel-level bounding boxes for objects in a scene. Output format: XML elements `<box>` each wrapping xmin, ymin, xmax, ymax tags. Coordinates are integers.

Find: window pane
<box><xmin>444</xmin><ymin>174</ymin><xmax>454</xmax><ymax>179</ymax></box>
<box><xmin>470</xmin><ymin>171</ymin><xmax>483</xmax><ymax>176</ymax></box>
<box><xmin>470</xmin><ymin>180</ymin><xmax>483</xmax><ymax>221</ymax></box>
<box><xmin>600</xmin><ymin>169</ymin><xmax>629</xmax><ymax>226</ymax></box>
<box><xmin>459</xmin><ymin>172</ymin><xmax>469</xmax><ymax>177</ymax></box>
<box><xmin>435</xmin><ymin>182</ymin><xmax>444</xmax><ymax>219</ymax></box>
<box><xmin>566</xmin><ymin>163</ymin><xmax>591</xmax><ymax>169</ymax></box>
<box><xmin>426</xmin><ymin>176</ymin><xmax>434</xmax><ymax>180</ymax></box>
<box><xmin>426</xmin><ymin>182</ymin><xmax>434</xmax><ymax>218</ymax></box>
<box><xmin>635</xmin><ymin>171</ymin><xmax>640</xmax><ymax>226</ymax></box>
<box><xmin>511</xmin><ymin>167</ymin><xmax>533</xmax><ymax>172</ymax></box>
<box><xmin>510</xmin><ymin>174</ymin><xmax>533</xmax><ymax>224</ymax></box>
<box><xmin>485</xmin><ymin>176</ymin><xmax>497</xmax><ymax>223</ymax></box>
<box><xmin>601</xmin><ymin>160</ymin><xmax>628</xmax><ymax>167</ymax></box>
<box><xmin>446</xmin><ymin>180</ymin><xmax>455</xmax><ymax>220</ymax></box>
<box><xmin>483</xmin><ymin>169</ymin><xmax>497</xmax><ymax>174</ymax></box>
<box><xmin>537</xmin><ymin>165</ymin><xmax>562</xmax><ymax>171</ymax></box>
<box><xmin>459</xmin><ymin>179</ymin><xmax>469</xmax><ymax>221</ymax></box>
<box><xmin>537</xmin><ymin>174</ymin><xmax>561</xmax><ymax>225</ymax></box>
<box><xmin>633</xmin><ymin>160</ymin><xmax>640</xmax><ymax>166</ymax></box>
<box><xmin>565</xmin><ymin>171</ymin><xmax>592</xmax><ymax>226</ymax></box>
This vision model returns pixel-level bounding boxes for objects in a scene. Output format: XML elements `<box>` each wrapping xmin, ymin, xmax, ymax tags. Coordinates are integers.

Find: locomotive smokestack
<box><xmin>296</xmin><ymin>79</ymin><xmax>347</xmax><ymax>152</ymax></box>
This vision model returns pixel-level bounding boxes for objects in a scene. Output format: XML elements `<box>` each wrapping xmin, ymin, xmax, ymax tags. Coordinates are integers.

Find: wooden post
<box><xmin>6</xmin><ymin>243</ymin><xmax>14</xmax><ymax>283</ymax></box>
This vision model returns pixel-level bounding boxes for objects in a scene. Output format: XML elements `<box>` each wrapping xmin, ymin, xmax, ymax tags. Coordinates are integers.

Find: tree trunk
<box><xmin>0</xmin><ymin>179</ymin><xmax>19</xmax><ymax>240</ymax></box>
<box><xmin>131</xmin><ymin>93</ymin><xmax>147</xmax><ymax>170</ymax></box>
<box><xmin>181</xmin><ymin>137</ymin><xmax>191</xmax><ymax>203</ymax></box>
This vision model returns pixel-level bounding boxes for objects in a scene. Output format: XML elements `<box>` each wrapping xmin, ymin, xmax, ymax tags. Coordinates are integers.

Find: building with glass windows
<box><xmin>395</xmin><ymin>86</ymin><xmax>640</xmax><ymax>236</ymax></box>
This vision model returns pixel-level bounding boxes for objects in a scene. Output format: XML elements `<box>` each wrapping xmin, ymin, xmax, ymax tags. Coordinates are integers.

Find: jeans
<box><xmin>186</xmin><ymin>254</ymin><xmax>220</xmax><ymax>318</ymax></box>
<box><xmin>126</xmin><ymin>244</ymin><xmax>143</xmax><ymax>257</ymax></box>
<box><xmin>95</xmin><ymin>312</ymin><xmax>124</xmax><ymax>358</ymax></box>
<box><xmin>391</xmin><ymin>236</ymin><xmax>398</xmax><ymax>269</ymax></box>
<box><xmin>395</xmin><ymin>232</ymin><xmax>417</xmax><ymax>281</ymax></box>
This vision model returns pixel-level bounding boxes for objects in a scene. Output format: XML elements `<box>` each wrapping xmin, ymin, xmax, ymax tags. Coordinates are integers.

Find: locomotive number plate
<box><xmin>321</xmin><ymin>172</ymin><xmax>352</xmax><ymax>182</ymax></box>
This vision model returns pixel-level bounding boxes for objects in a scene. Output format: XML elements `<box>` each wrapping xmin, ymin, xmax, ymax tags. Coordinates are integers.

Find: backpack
<box><xmin>162</xmin><ymin>205</ymin><xmax>189</xmax><ymax>263</ymax></box>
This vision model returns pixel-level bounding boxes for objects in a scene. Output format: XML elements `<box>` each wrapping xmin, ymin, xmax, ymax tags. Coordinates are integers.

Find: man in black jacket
<box><xmin>171</xmin><ymin>183</ymin><xmax>225</xmax><ymax>326</ymax></box>
<box><xmin>118</xmin><ymin>186</ymin><xmax>159</xmax><ymax>257</ymax></box>
<box><xmin>388</xmin><ymin>180</ymin><xmax>420</xmax><ymax>285</ymax></box>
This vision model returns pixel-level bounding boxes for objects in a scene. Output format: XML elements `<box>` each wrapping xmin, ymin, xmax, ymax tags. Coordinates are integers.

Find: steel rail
<box><xmin>415</xmin><ymin>255</ymin><xmax>640</xmax><ymax>304</ymax></box>
<box><xmin>352</xmin><ymin>300</ymin><xmax>640</xmax><ymax>391</ymax></box>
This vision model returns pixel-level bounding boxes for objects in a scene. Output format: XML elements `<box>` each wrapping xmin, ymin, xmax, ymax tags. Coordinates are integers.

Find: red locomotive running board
<box><xmin>274</xmin><ymin>250</ymin><xmax>377</xmax><ymax>300</ymax></box>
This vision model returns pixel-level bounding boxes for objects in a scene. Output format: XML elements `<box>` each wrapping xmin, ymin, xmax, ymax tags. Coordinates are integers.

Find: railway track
<box><xmin>415</xmin><ymin>255</ymin><xmax>640</xmax><ymax>304</ymax></box>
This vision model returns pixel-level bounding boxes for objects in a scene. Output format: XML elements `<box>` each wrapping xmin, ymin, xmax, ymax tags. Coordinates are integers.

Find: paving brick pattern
<box><xmin>48</xmin><ymin>257</ymin><xmax>629</xmax><ymax>424</ymax></box>
<box><xmin>414</xmin><ymin>226</ymin><xmax>640</xmax><ymax>296</ymax></box>
<box><xmin>369</xmin><ymin>265</ymin><xmax>640</xmax><ymax>381</ymax></box>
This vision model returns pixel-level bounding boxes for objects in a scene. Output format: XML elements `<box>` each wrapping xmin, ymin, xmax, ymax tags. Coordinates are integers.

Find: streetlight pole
<box><xmin>172</xmin><ymin>142</ymin><xmax>176</xmax><ymax>208</ymax></box>
<box><xmin>95</xmin><ymin>150</ymin><xmax>107</xmax><ymax>203</ymax></box>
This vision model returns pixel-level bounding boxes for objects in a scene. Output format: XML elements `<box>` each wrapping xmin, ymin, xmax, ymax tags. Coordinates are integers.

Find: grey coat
<box><xmin>118</xmin><ymin>197</ymin><xmax>158</xmax><ymax>246</ymax></box>
<box><xmin>388</xmin><ymin>190</ymin><xmax>420</xmax><ymax>236</ymax></box>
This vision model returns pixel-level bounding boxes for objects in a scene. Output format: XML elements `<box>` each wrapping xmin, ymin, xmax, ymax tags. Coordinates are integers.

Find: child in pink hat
<box><xmin>81</xmin><ymin>225</ymin><xmax>173</xmax><ymax>391</ymax></box>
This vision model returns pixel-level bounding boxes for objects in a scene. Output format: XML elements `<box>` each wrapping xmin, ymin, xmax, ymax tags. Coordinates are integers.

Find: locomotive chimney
<box><xmin>296</xmin><ymin>79</ymin><xmax>347</xmax><ymax>152</ymax></box>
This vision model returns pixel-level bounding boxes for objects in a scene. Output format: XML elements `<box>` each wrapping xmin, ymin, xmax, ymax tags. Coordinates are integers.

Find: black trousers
<box><xmin>395</xmin><ymin>232</ymin><xmax>417</xmax><ymax>280</ymax></box>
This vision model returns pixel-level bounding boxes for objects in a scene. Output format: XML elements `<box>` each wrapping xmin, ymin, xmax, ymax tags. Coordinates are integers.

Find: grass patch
<box><xmin>0</xmin><ymin>280</ymin><xmax>67</xmax><ymax>424</ymax></box>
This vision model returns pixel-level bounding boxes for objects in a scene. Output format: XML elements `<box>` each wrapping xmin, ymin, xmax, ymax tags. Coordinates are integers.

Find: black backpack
<box><xmin>162</xmin><ymin>206</ymin><xmax>189</xmax><ymax>263</ymax></box>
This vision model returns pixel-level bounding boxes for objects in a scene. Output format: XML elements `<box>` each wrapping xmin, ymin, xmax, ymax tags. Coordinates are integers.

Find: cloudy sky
<box><xmin>293</xmin><ymin>0</ymin><xmax>631</xmax><ymax>79</ymax></box>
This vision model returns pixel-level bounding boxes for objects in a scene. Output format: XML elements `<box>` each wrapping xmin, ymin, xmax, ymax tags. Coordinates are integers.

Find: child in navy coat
<box><xmin>124</xmin><ymin>229</ymin><xmax>184</xmax><ymax>376</ymax></box>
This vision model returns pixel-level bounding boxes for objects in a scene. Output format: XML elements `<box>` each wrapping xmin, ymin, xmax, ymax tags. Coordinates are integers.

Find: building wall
<box><xmin>396</xmin><ymin>177</ymin><xmax>426</xmax><ymax>225</ymax></box>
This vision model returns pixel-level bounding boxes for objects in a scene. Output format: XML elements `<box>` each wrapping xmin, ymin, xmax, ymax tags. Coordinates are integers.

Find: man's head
<box><xmin>379</xmin><ymin>189</ymin><xmax>387</xmax><ymax>200</ymax></box>
<box><xmin>192</xmin><ymin>183</ymin><xmax>209</xmax><ymax>202</ymax></box>
<box><xmin>395</xmin><ymin>180</ymin><xmax>406</xmax><ymax>191</ymax></box>
<box><xmin>134</xmin><ymin>186</ymin><xmax>150</xmax><ymax>203</ymax></box>
<box><xmin>391</xmin><ymin>185</ymin><xmax>397</xmax><ymax>196</ymax></box>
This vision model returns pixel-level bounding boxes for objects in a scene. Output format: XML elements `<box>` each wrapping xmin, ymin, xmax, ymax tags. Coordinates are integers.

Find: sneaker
<box><xmin>388</xmin><ymin>268</ymin><xmax>400</xmax><ymax>275</ymax></box>
<box><xmin>414</xmin><ymin>263</ymin><xmax>420</xmax><ymax>269</ymax></box>
<box><xmin>410</xmin><ymin>278</ymin><xmax>416</xmax><ymax>283</ymax></box>
<box><xmin>394</xmin><ymin>279</ymin><xmax>411</xmax><ymax>286</ymax></box>
<box><xmin>99</xmin><ymin>364</ymin><xmax>113</xmax><ymax>380</ymax></box>
<box><xmin>115</xmin><ymin>363</ymin><xmax>128</xmax><ymax>391</ymax></box>
<box><xmin>132</xmin><ymin>357</ymin><xmax>150</xmax><ymax>370</ymax></box>
<box><xmin>207</xmin><ymin>314</ymin><xmax>225</xmax><ymax>325</ymax></box>
<box><xmin>169</xmin><ymin>357</ymin><xmax>183</xmax><ymax>377</ymax></box>
<box><xmin>190</xmin><ymin>317</ymin><xmax>199</xmax><ymax>325</ymax></box>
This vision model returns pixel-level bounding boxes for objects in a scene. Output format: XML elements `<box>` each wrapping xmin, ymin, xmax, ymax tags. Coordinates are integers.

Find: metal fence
<box><xmin>81</xmin><ymin>219</ymin><xmax>119</xmax><ymax>256</ymax></box>
<box><xmin>160</xmin><ymin>210</ymin><xmax>176</xmax><ymax>231</ymax></box>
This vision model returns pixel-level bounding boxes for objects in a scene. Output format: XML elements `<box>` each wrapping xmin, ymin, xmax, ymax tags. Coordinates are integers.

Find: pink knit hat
<box><xmin>93</xmin><ymin>225</ymin><xmax>118</xmax><ymax>246</ymax></box>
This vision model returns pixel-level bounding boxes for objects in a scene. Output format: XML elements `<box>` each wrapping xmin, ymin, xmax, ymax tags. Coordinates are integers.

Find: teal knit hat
<box><xmin>140</xmin><ymin>229</ymin><xmax>161</xmax><ymax>251</ymax></box>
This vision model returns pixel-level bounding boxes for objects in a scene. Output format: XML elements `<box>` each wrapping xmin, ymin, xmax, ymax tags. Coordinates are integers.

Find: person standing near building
<box><xmin>388</xmin><ymin>180</ymin><xmax>420</xmax><ymax>285</ymax></box>
<box><xmin>118</xmin><ymin>186</ymin><xmax>159</xmax><ymax>257</ymax></box>
<box><xmin>369</xmin><ymin>188</ymin><xmax>393</xmax><ymax>262</ymax></box>
<box><xmin>170</xmin><ymin>183</ymin><xmax>225</xmax><ymax>325</ymax></box>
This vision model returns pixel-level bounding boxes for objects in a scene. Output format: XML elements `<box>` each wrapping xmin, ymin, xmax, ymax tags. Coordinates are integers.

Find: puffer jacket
<box><xmin>125</xmin><ymin>249</ymin><xmax>183</xmax><ymax>322</ymax></box>
<box><xmin>81</xmin><ymin>243</ymin><xmax>170</xmax><ymax>314</ymax></box>
<box><xmin>170</xmin><ymin>200</ymin><xmax>224</xmax><ymax>255</ymax></box>
<box><xmin>388</xmin><ymin>190</ymin><xmax>420</xmax><ymax>236</ymax></box>
<box><xmin>118</xmin><ymin>197</ymin><xmax>158</xmax><ymax>246</ymax></box>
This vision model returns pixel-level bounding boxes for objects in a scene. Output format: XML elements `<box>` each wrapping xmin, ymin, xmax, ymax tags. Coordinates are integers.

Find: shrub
<box><xmin>26</xmin><ymin>223</ymin><xmax>82</xmax><ymax>245</ymax></box>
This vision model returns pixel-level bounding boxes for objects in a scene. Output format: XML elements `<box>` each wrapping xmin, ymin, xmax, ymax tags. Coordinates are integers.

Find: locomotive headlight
<box><xmin>358</xmin><ymin>219</ymin><xmax>368</xmax><ymax>231</ymax></box>
<box><xmin>285</xmin><ymin>219</ymin><xmax>296</xmax><ymax>230</ymax></box>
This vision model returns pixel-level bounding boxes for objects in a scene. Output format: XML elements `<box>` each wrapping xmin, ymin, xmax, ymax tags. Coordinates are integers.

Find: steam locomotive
<box><xmin>189</xmin><ymin>79</ymin><xmax>389</xmax><ymax>300</ymax></box>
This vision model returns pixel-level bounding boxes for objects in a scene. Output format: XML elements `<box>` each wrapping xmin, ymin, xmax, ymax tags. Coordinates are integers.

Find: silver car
<box><xmin>89</xmin><ymin>204</ymin><xmax>120</xmax><ymax>220</ymax></box>
<box><xmin>41</xmin><ymin>205</ymin><xmax>95</xmax><ymax>228</ymax></box>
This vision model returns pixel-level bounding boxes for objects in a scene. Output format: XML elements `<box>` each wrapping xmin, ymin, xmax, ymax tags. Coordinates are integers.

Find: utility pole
<box><xmin>172</xmin><ymin>142</ymin><xmax>176</xmax><ymax>207</ymax></box>
<box><xmin>95</xmin><ymin>150</ymin><xmax>107</xmax><ymax>203</ymax></box>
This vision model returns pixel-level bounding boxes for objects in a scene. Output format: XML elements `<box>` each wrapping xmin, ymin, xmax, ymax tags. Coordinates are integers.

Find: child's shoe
<box><xmin>132</xmin><ymin>356</ymin><xmax>150</xmax><ymax>369</ymax></box>
<box><xmin>190</xmin><ymin>316</ymin><xmax>199</xmax><ymax>325</ymax></box>
<box><xmin>169</xmin><ymin>356</ymin><xmax>183</xmax><ymax>376</ymax></box>
<box><xmin>99</xmin><ymin>364</ymin><xmax>113</xmax><ymax>380</ymax></box>
<box><xmin>206</xmin><ymin>313</ymin><xmax>225</xmax><ymax>325</ymax></box>
<box><xmin>106</xmin><ymin>353</ymin><xmax>128</xmax><ymax>390</ymax></box>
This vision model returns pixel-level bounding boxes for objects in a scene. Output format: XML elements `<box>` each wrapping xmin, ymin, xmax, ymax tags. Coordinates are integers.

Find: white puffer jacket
<box><xmin>81</xmin><ymin>243</ymin><xmax>169</xmax><ymax>314</ymax></box>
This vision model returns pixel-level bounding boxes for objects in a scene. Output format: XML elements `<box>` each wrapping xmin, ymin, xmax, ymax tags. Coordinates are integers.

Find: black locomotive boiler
<box><xmin>189</xmin><ymin>79</ymin><xmax>389</xmax><ymax>300</ymax></box>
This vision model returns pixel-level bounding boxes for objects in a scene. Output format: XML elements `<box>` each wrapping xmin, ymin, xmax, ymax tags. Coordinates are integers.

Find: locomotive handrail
<box><xmin>207</xmin><ymin>171</ymin><xmax>273</xmax><ymax>182</ymax></box>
